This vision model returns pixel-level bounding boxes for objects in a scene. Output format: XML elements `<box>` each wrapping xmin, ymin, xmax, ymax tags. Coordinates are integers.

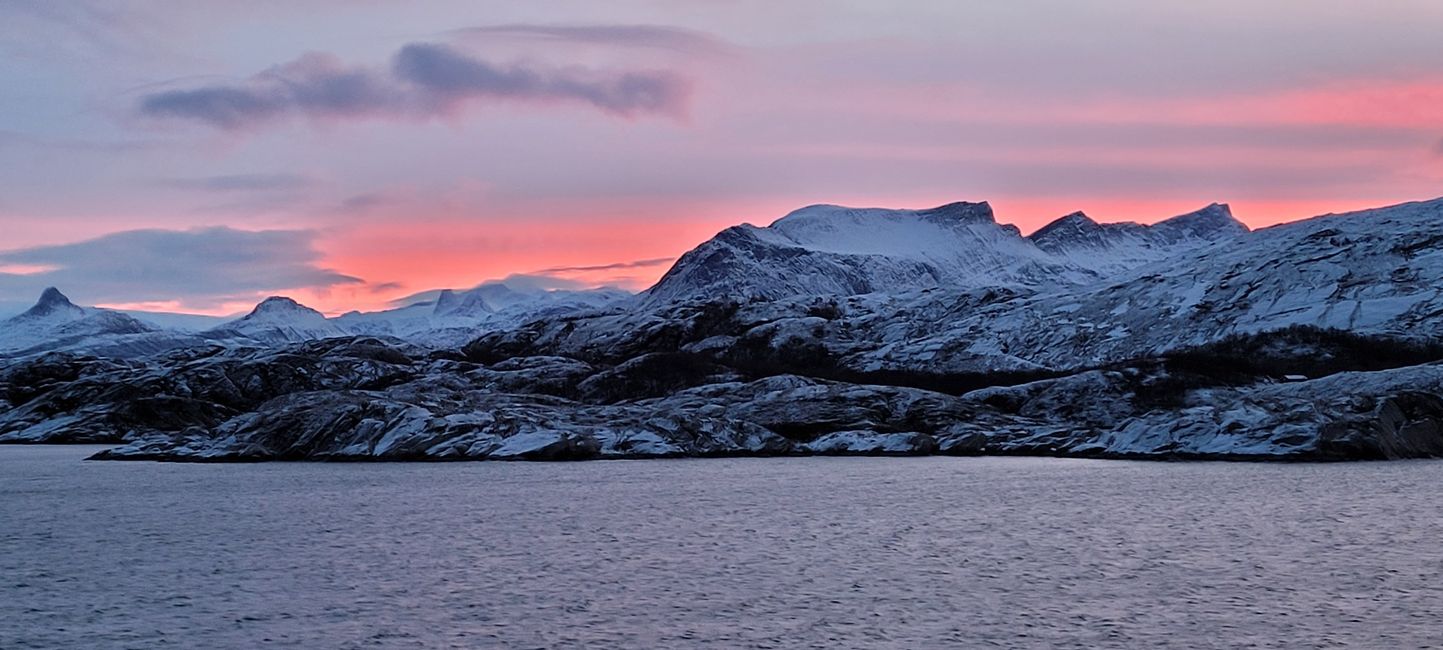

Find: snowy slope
<box><xmin>856</xmin><ymin>197</ymin><xmax>1443</xmax><ymax>371</ymax></box>
<box><xmin>124</xmin><ymin>310</ymin><xmax>232</xmax><ymax>331</ymax></box>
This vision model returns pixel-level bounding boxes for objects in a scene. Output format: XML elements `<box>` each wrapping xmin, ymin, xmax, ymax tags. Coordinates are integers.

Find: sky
<box><xmin>2</xmin><ymin>0</ymin><xmax>1442</xmax><ymax>316</ymax></box>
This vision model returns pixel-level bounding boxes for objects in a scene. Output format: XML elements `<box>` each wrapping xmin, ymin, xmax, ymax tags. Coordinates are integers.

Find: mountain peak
<box><xmin>647</xmin><ymin>199</ymin><xmax>1083</xmax><ymax>303</ymax></box>
<box><xmin>917</xmin><ymin>201</ymin><xmax>996</xmax><ymax>223</ymax></box>
<box><xmin>1157</xmin><ymin>203</ymin><xmax>1249</xmax><ymax>235</ymax></box>
<box><xmin>17</xmin><ymin>287</ymin><xmax>84</xmax><ymax>320</ymax></box>
<box><xmin>37</xmin><ymin>287</ymin><xmax>73</xmax><ymax>308</ymax></box>
<box><xmin>207</xmin><ymin>295</ymin><xmax>340</xmax><ymax>343</ymax></box>
<box><xmin>1029</xmin><ymin>211</ymin><xmax>1100</xmax><ymax>241</ymax></box>
<box><xmin>432</xmin><ymin>288</ymin><xmax>496</xmax><ymax>317</ymax></box>
<box><xmin>246</xmin><ymin>296</ymin><xmax>323</xmax><ymax>318</ymax></box>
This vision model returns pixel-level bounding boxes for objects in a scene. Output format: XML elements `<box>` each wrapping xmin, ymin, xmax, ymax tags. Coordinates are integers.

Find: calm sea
<box><xmin>3</xmin><ymin>445</ymin><xmax>1441</xmax><ymax>649</ymax></box>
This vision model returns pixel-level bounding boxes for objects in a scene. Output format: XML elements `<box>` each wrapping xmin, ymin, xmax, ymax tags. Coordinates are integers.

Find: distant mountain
<box><xmin>335</xmin><ymin>282</ymin><xmax>632</xmax><ymax>347</ymax></box>
<box><xmin>0</xmin><ymin>288</ymin><xmax>163</xmax><ymax>356</ymax></box>
<box><xmin>207</xmin><ymin>296</ymin><xmax>349</xmax><ymax>345</ymax></box>
<box><xmin>646</xmin><ymin>201</ymin><xmax>1246</xmax><ymax>304</ymax></box>
<box><xmin>1027</xmin><ymin>203</ymin><xmax>1248</xmax><ymax>275</ymax></box>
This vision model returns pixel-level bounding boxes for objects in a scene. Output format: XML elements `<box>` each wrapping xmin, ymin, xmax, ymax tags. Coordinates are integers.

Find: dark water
<box><xmin>2</xmin><ymin>446</ymin><xmax>1441</xmax><ymax>649</ymax></box>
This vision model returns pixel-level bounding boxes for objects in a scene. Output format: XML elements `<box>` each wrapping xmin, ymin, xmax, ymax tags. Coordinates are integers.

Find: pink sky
<box><xmin>2</xmin><ymin>1</ymin><xmax>1442</xmax><ymax>315</ymax></box>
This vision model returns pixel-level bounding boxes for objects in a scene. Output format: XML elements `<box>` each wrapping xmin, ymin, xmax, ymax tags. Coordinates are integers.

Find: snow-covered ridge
<box><xmin>1027</xmin><ymin>203</ymin><xmax>1248</xmax><ymax>275</ymax></box>
<box><xmin>461</xmin><ymin>196</ymin><xmax>1443</xmax><ymax>378</ymax></box>
<box><xmin>646</xmin><ymin>200</ymin><xmax>1248</xmax><ymax>303</ymax></box>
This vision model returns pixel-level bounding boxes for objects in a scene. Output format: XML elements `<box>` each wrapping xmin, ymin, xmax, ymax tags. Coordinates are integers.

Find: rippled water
<box><xmin>3</xmin><ymin>446</ymin><xmax>1442</xmax><ymax>649</ymax></box>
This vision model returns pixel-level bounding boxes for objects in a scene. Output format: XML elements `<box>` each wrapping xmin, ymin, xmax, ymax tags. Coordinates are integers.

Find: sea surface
<box><xmin>2</xmin><ymin>445</ymin><xmax>1441</xmax><ymax>649</ymax></box>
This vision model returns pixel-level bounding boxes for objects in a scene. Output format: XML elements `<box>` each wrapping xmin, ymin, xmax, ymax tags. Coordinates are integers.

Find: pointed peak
<box><xmin>1051</xmin><ymin>211</ymin><xmax>1099</xmax><ymax>228</ymax></box>
<box><xmin>37</xmin><ymin>287</ymin><xmax>73</xmax><ymax>308</ymax></box>
<box><xmin>15</xmin><ymin>286</ymin><xmax>84</xmax><ymax>320</ymax></box>
<box><xmin>1191</xmin><ymin>202</ymin><xmax>1234</xmax><ymax>220</ymax></box>
<box><xmin>1158</xmin><ymin>202</ymin><xmax>1249</xmax><ymax>234</ymax></box>
<box><xmin>1028</xmin><ymin>211</ymin><xmax>1102</xmax><ymax>243</ymax></box>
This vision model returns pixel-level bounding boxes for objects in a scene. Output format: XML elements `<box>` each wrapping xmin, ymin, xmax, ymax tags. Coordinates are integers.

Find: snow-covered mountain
<box><xmin>461</xmin><ymin>196</ymin><xmax>1443</xmax><ymax>376</ymax></box>
<box><xmin>334</xmin><ymin>282</ymin><xmax>632</xmax><ymax>347</ymax></box>
<box><xmin>206</xmin><ymin>296</ymin><xmax>349</xmax><ymax>345</ymax></box>
<box><xmin>0</xmin><ymin>288</ymin><xmax>162</xmax><ymax>356</ymax></box>
<box><xmin>850</xmin><ymin>196</ymin><xmax>1443</xmax><ymax>373</ymax></box>
<box><xmin>646</xmin><ymin>201</ymin><xmax>1247</xmax><ymax>304</ymax></box>
<box><xmin>0</xmin><ymin>281</ymin><xmax>633</xmax><ymax>358</ymax></box>
<box><xmin>1027</xmin><ymin>203</ymin><xmax>1248</xmax><ymax>275</ymax></box>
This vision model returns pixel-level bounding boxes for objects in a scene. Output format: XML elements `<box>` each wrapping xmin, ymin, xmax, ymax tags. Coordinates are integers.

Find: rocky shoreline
<box><xmin>4</xmin><ymin>336</ymin><xmax>1439</xmax><ymax>463</ymax></box>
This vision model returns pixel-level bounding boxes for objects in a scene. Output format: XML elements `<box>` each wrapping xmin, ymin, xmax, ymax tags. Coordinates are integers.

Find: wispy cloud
<box><xmin>0</xmin><ymin>0</ymin><xmax>161</xmax><ymax>58</ymax></box>
<box><xmin>158</xmin><ymin>172</ymin><xmax>313</xmax><ymax>192</ymax></box>
<box><xmin>0</xmin><ymin>227</ymin><xmax>361</xmax><ymax>310</ymax></box>
<box><xmin>450</xmin><ymin>23</ymin><xmax>729</xmax><ymax>55</ymax></box>
<box><xmin>0</xmin><ymin>129</ymin><xmax>169</xmax><ymax>154</ymax></box>
<box><xmin>136</xmin><ymin>42</ymin><xmax>691</xmax><ymax>131</ymax></box>
<box><xmin>337</xmin><ymin>193</ymin><xmax>393</xmax><ymax>212</ymax></box>
<box><xmin>367</xmin><ymin>281</ymin><xmax>405</xmax><ymax>293</ymax></box>
<box><xmin>535</xmin><ymin>257</ymin><xmax>675</xmax><ymax>274</ymax></box>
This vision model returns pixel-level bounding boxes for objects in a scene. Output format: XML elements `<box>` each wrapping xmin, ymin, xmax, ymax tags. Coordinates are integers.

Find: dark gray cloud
<box><xmin>535</xmin><ymin>257</ymin><xmax>675</xmax><ymax>274</ymax></box>
<box><xmin>158</xmin><ymin>172</ymin><xmax>313</xmax><ymax>192</ymax></box>
<box><xmin>393</xmin><ymin>43</ymin><xmax>688</xmax><ymax>116</ymax></box>
<box><xmin>0</xmin><ymin>227</ymin><xmax>361</xmax><ymax>309</ymax></box>
<box><xmin>368</xmin><ymin>281</ymin><xmax>405</xmax><ymax>293</ymax></box>
<box><xmin>450</xmin><ymin>23</ymin><xmax>729</xmax><ymax>55</ymax></box>
<box><xmin>136</xmin><ymin>43</ymin><xmax>690</xmax><ymax>130</ymax></box>
<box><xmin>337</xmin><ymin>193</ymin><xmax>393</xmax><ymax>212</ymax></box>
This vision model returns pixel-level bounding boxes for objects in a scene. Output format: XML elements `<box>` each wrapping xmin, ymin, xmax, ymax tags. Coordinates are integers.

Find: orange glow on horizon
<box><xmin>295</xmin><ymin>194</ymin><xmax>1411</xmax><ymax>315</ymax></box>
<box><xmin>75</xmin><ymin>192</ymin><xmax>1439</xmax><ymax>317</ymax></box>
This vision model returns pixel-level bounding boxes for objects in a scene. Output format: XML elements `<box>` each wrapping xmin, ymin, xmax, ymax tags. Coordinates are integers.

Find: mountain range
<box><xmin>0</xmin><ymin>280</ymin><xmax>631</xmax><ymax>357</ymax></box>
<box><xmin>4</xmin><ymin>197</ymin><xmax>1443</xmax><ymax>462</ymax></box>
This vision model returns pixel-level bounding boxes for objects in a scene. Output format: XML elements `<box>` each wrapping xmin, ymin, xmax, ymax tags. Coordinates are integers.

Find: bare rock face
<box><xmin>1317</xmin><ymin>392</ymin><xmax>1443</xmax><ymax>460</ymax></box>
<box><xmin>0</xmin><ymin>338</ymin><xmax>420</xmax><ymax>444</ymax></box>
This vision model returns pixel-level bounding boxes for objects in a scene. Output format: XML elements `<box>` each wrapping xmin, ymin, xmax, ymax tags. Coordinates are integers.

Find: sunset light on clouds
<box><xmin>3</xmin><ymin>0</ymin><xmax>1443</xmax><ymax>315</ymax></box>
